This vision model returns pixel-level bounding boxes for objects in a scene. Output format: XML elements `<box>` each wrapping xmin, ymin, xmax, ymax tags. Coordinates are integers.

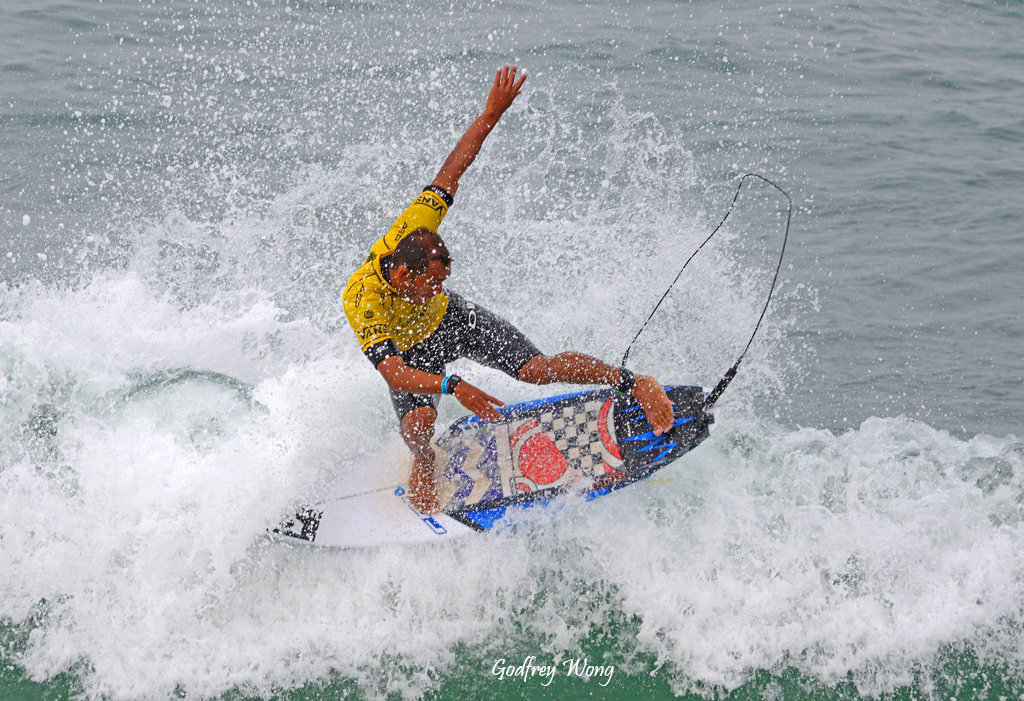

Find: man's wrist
<box><xmin>480</xmin><ymin>109</ymin><xmax>503</xmax><ymax>128</ymax></box>
<box><xmin>441</xmin><ymin>374</ymin><xmax>463</xmax><ymax>395</ymax></box>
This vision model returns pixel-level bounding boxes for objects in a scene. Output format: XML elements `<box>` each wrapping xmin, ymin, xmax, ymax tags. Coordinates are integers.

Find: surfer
<box><xmin>343</xmin><ymin>65</ymin><xmax>674</xmax><ymax>513</ymax></box>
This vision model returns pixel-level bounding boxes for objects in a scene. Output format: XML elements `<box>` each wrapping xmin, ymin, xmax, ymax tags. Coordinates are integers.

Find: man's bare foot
<box><xmin>632</xmin><ymin>375</ymin><xmax>674</xmax><ymax>436</ymax></box>
<box><xmin>408</xmin><ymin>454</ymin><xmax>440</xmax><ymax>514</ymax></box>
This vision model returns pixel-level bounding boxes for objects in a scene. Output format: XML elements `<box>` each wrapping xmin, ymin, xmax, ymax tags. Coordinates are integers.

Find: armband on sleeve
<box><xmin>422</xmin><ymin>185</ymin><xmax>454</xmax><ymax>208</ymax></box>
<box><xmin>365</xmin><ymin>339</ymin><xmax>400</xmax><ymax>367</ymax></box>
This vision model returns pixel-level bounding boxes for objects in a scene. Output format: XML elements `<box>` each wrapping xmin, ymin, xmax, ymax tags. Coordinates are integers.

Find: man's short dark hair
<box><xmin>391</xmin><ymin>228</ymin><xmax>451</xmax><ymax>275</ymax></box>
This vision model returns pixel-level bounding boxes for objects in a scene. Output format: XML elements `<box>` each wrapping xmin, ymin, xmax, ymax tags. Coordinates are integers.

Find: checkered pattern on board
<box><xmin>537</xmin><ymin>401</ymin><xmax>609</xmax><ymax>476</ymax></box>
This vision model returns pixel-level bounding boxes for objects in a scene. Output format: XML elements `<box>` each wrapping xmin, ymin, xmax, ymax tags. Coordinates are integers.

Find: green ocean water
<box><xmin>4</xmin><ymin>641</ymin><xmax>1022</xmax><ymax>700</ymax></box>
<box><xmin>3</xmin><ymin>0</ymin><xmax>1023</xmax><ymax>699</ymax></box>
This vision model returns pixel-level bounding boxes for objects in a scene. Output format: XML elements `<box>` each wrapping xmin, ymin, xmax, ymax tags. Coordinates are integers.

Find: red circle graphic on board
<box><xmin>519</xmin><ymin>433</ymin><xmax>568</xmax><ymax>485</ymax></box>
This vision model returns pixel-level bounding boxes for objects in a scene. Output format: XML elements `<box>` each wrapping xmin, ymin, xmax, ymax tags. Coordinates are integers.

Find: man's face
<box><xmin>402</xmin><ymin>258</ymin><xmax>451</xmax><ymax>303</ymax></box>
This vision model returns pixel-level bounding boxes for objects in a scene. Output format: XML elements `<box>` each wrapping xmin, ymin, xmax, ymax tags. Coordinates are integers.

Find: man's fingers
<box><xmin>478</xmin><ymin>396</ymin><xmax>505</xmax><ymax>420</ymax></box>
<box><xmin>653</xmin><ymin>407</ymin><xmax>674</xmax><ymax>436</ymax></box>
<box><xmin>633</xmin><ymin>375</ymin><xmax>674</xmax><ymax>436</ymax></box>
<box><xmin>473</xmin><ymin>392</ymin><xmax>505</xmax><ymax>422</ymax></box>
<box><xmin>496</xmin><ymin>65</ymin><xmax>524</xmax><ymax>90</ymax></box>
<box><xmin>455</xmin><ymin>383</ymin><xmax>506</xmax><ymax>422</ymax></box>
<box><xmin>481</xmin><ymin>391</ymin><xmax>506</xmax><ymax>408</ymax></box>
<box><xmin>473</xmin><ymin>399</ymin><xmax>502</xmax><ymax>422</ymax></box>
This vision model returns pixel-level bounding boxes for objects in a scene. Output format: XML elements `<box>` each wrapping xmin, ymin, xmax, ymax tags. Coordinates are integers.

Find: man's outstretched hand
<box><xmin>483</xmin><ymin>65</ymin><xmax>527</xmax><ymax>123</ymax></box>
<box><xmin>632</xmin><ymin>375</ymin><xmax>675</xmax><ymax>436</ymax></box>
<box><xmin>453</xmin><ymin>380</ymin><xmax>506</xmax><ymax>422</ymax></box>
<box><xmin>432</xmin><ymin>65</ymin><xmax>527</xmax><ymax>196</ymax></box>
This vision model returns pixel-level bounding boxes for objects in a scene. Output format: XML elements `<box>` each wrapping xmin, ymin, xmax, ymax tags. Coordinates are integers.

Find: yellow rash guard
<box><xmin>343</xmin><ymin>185</ymin><xmax>454</xmax><ymax>365</ymax></box>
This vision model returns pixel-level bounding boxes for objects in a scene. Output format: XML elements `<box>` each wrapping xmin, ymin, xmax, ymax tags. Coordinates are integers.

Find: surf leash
<box><xmin>620</xmin><ymin>173</ymin><xmax>792</xmax><ymax>409</ymax></box>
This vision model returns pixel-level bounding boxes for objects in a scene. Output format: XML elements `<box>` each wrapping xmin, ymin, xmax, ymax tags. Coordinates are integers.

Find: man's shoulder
<box><xmin>347</xmin><ymin>185</ymin><xmax>454</xmax><ymax>300</ymax></box>
<box><xmin>344</xmin><ymin>260</ymin><xmax>390</xmax><ymax>301</ymax></box>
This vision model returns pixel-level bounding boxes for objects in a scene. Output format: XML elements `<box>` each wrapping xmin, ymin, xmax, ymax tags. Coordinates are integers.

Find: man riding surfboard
<box><xmin>343</xmin><ymin>66</ymin><xmax>674</xmax><ymax>513</ymax></box>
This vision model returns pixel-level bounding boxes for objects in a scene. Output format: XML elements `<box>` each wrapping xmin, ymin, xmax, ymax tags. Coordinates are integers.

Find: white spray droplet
<box><xmin>22</xmin><ymin>215</ymin><xmax>30</xmax><ymax>226</ymax></box>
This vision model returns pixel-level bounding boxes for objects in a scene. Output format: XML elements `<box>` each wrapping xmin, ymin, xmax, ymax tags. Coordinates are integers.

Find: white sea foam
<box><xmin>4</xmin><ymin>1</ymin><xmax>1022</xmax><ymax>696</ymax></box>
<box><xmin>2</xmin><ymin>260</ymin><xmax>1022</xmax><ymax>700</ymax></box>
<box><xmin>0</xmin><ymin>101</ymin><xmax>961</xmax><ymax>699</ymax></box>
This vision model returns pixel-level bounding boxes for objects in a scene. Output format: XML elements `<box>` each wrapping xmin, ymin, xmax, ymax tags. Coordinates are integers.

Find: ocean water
<box><xmin>2</xmin><ymin>0</ymin><xmax>1023</xmax><ymax>699</ymax></box>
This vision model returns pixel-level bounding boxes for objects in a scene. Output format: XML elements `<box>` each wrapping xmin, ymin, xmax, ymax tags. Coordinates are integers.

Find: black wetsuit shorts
<box><xmin>389</xmin><ymin>291</ymin><xmax>541</xmax><ymax>419</ymax></box>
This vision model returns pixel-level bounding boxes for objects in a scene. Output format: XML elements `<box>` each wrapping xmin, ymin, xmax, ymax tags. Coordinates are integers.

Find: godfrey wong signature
<box><xmin>491</xmin><ymin>655</ymin><xmax>614</xmax><ymax>687</ymax></box>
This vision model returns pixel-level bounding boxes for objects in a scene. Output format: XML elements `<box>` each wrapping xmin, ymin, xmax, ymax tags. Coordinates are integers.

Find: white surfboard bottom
<box><xmin>308</xmin><ymin>486</ymin><xmax>477</xmax><ymax>547</ymax></box>
<box><xmin>271</xmin><ymin>440</ymin><xmax>483</xmax><ymax>547</ymax></box>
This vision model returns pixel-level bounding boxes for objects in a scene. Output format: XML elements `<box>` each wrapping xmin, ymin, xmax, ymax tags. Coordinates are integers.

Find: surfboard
<box><xmin>272</xmin><ymin>385</ymin><xmax>714</xmax><ymax>548</ymax></box>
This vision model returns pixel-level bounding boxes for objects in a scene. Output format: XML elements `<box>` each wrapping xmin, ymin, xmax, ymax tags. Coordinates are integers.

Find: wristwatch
<box><xmin>441</xmin><ymin>374</ymin><xmax>463</xmax><ymax>395</ymax></box>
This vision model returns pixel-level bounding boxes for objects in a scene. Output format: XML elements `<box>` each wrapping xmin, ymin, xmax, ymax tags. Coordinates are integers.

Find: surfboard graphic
<box><xmin>273</xmin><ymin>385</ymin><xmax>713</xmax><ymax>548</ymax></box>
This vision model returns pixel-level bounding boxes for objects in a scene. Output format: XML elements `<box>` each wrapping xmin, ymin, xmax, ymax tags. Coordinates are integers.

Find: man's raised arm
<box><xmin>432</xmin><ymin>65</ymin><xmax>527</xmax><ymax>196</ymax></box>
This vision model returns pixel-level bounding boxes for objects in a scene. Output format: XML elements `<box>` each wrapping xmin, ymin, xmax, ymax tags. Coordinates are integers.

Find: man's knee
<box><xmin>518</xmin><ymin>353</ymin><xmax>556</xmax><ymax>385</ymax></box>
<box><xmin>400</xmin><ymin>406</ymin><xmax>437</xmax><ymax>449</ymax></box>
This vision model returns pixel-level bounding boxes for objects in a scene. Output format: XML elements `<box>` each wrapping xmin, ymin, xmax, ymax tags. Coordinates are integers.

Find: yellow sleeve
<box><xmin>342</xmin><ymin>274</ymin><xmax>392</xmax><ymax>352</ymax></box>
<box><xmin>377</xmin><ymin>187</ymin><xmax>452</xmax><ymax>253</ymax></box>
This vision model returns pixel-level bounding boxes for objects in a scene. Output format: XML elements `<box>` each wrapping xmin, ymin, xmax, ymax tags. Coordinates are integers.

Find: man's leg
<box><xmin>446</xmin><ymin>292</ymin><xmax>676</xmax><ymax>436</ymax></box>
<box><xmin>519</xmin><ymin>352</ymin><xmax>675</xmax><ymax>436</ymax></box>
<box><xmin>518</xmin><ymin>351</ymin><xmax>616</xmax><ymax>385</ymax></box>
<box><xmin>401</xmin><ymin>405</ymin><xmax>441</xmax><ymax>513</ymax></box>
